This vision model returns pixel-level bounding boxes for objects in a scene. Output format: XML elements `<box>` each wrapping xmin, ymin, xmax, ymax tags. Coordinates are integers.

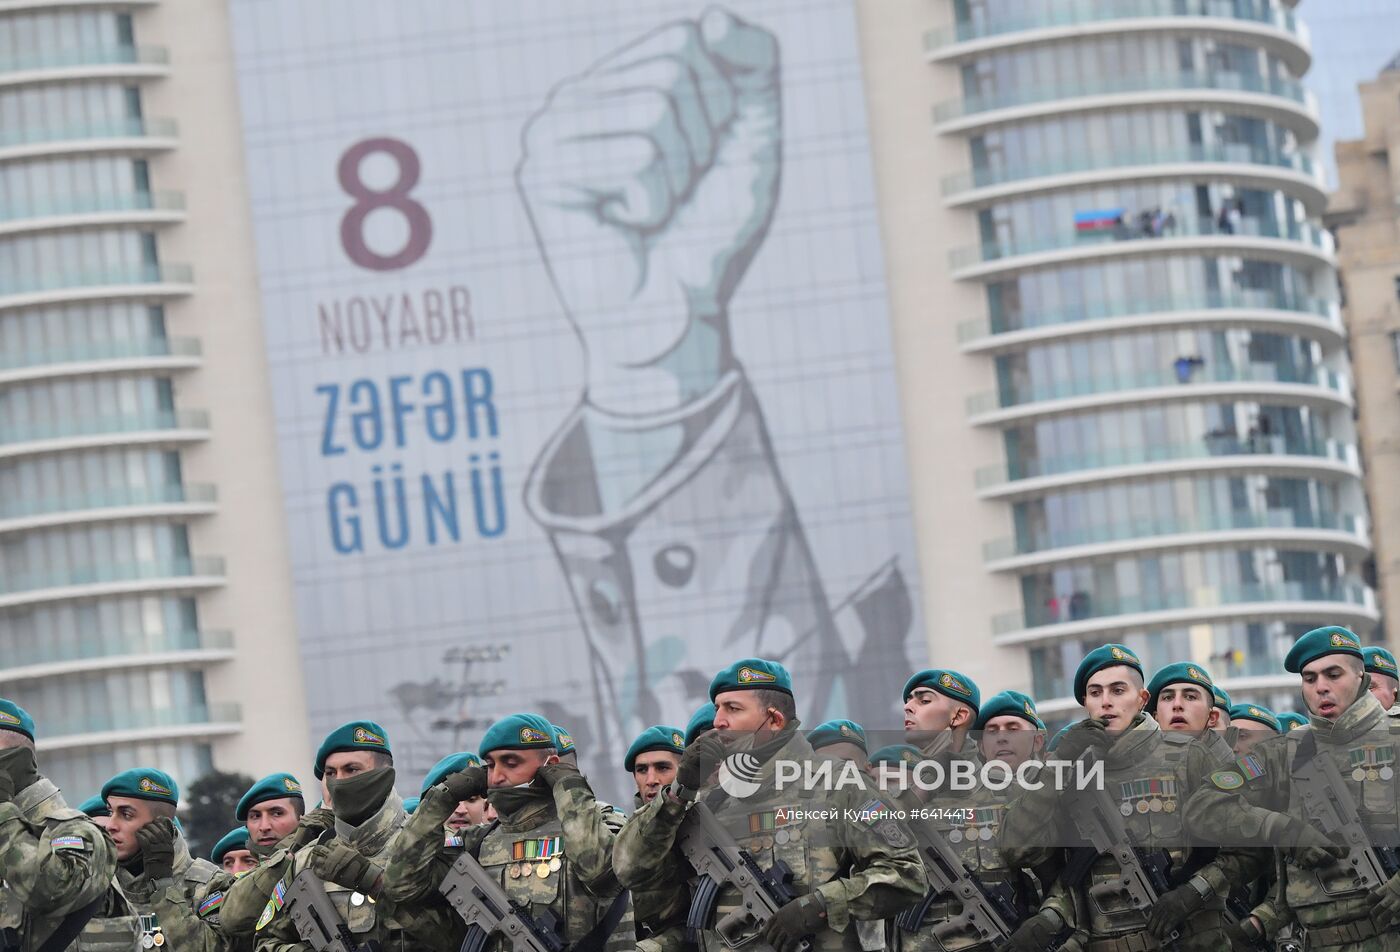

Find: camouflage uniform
<box><xmin>115</xmin><ymin>831</ymin><xmax>224</xmax><ymax>950</ymax></box>
<box><xmin>381</xmin><ymin>775</ymin><xmax>634</xmax><ymax>952</ymax></box>
<box><xmin>189</xmin><ymin>869</ymin><xmax>255</xmax><ymax>952</ymax></box>
<box><xmin>1002</xmin><ymin>713</ymin><xmax>1252</xmax><ymax>951</ymax></box>
<box><xmin>253</xmin><ymin>791</ymin><xmax>457</xmax><ymax>952</ymax></box>
<box><xmin>213</xmin><ymin>811</ymin><xmax>335</xmax><ymax>944</ymax></box>
<box><xmin>613</xmin><ymin>731</ymin><xmax>926</xmax><ymax>952</ymax></box>
<box><xmin>1186</xmin><ymin>691</ymin><xmax>1400</xmax><ymax>950</ymax></box>
<box><xmin>0</xmin><ymin>776</ymin><xmax>122</xmax><ymax>951</ymax></box>
<box><xmin>627</xmin><ymin>793</ymin><xmax>693</xmax><ymax>952</ymax></box>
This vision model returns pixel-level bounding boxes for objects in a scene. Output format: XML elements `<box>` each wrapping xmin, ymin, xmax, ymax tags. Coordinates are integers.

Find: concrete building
<box><xmin>862</xmin><ymin>0</ymin><xmax>1378</xmax><ymax>721</ymax></box>
<box><xmin>0</xmin><ymin>0</ymin><xmax>310</xmax><ymax>796</ymax></box>
<box><xmin>1329</xmin><ymin>54</ymin><xmax>1400</xmax><ymax>646</ymax></box>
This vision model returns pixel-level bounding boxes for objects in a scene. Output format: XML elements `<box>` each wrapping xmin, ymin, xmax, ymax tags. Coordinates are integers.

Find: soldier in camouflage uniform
<box><xmin>1363</xmin><ymin>647</ymin><xmax>1400</xmax><ymax>724</ymax></box>
<box><xmin>381</xmin><ymin>712</ymin><xmax>635</xmax><ymax>952</ymax></box>
<box><xmin>103</xmin><ymin>767</ymin><xmax>225</xmax><ymax>950</ymax></box>
<box><xmin>0</xmin><ymin>699</ymin><xmax>122</xmax><ymax>951</ymax></box>
<box><xmin>613</xmin><ymin>658</ymin><xmax>926</xmax><ymax>952</ymax></box>
<box><xmin>624</xmin><ymin>726</ymin><xmax>692</xmax><ymax>952</ymax></box>
<box><xmin>1185</xmin><ymin>626</ymin><xmax>1400</xmax><ymax>950</ymax></box>
<box><xmin>1000</xmin><ymin>646</ymin><xmax>1255</xmax><ymax>952</ymax></box>
<box><xmin>252</xmin><ymin>719</ymin><xmax>458</xmax><ymax>951</ymax></box>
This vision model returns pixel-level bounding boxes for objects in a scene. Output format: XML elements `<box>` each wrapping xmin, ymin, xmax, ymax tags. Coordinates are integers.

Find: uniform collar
<box><xmin>1105</xmin><ymin>711</ymin><xmax>1159</xmax><ymax>770</ymax></box>
<box><xmin>13</xmin><ymin>775</ymin><xmax>62</xmax><ymax>817</ymax></box>
<box><xmin>334</xmin><ymin>790</ymin><xmax>405</xmax><ymax>856</ymax></box>
<box><xmin>1199</xmin><ymin>728</ymin><xmax>1237</xmax><ymax>765</ymax></box>
<box><xmin>1310</xmin><ymin>689</ymin><xmax>1385</xmax><ymax>746</ymax></box>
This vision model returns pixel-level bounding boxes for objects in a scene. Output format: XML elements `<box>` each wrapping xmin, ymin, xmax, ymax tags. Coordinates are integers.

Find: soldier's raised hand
<box><xmin>308</xmin><ymin>840</ymin><xmax>383</xmax><ymax>897</ymax></box>
<box><xmin>676</xmin><ymin>732</ymin><xmax>726</xmax><ymax>794</ymax></box>
<box><xmin>136</xmin><ymin>817</ymin><xmax>176</xmax><ymax>880</ymax></box>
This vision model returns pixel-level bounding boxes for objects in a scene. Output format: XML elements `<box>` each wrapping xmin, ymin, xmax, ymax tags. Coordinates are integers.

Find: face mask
<box><xmin>488</xmin><ymin>776</ymin><xmax>552</xmax><ymax>819</ymax></box>
<box><xmin>0</xmin><ymin>746</ymin><xmax>39</xmax><ymax>796</ymax></box>
<box><xmin>327</xmin><ymin>767</ymin><xmax>396</xmax><ymax>826</ymax></box>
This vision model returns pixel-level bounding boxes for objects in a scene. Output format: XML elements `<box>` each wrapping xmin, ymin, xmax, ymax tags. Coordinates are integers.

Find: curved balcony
<box><xmin>0</xmin><ymin>629</ymin><xmax>234</xmax><ymax>685</ymax></box>
<box><xmin>0</xmin><ymin>336</ymin><xmax>201</xmax><ymax>386</ymax></box>
<box><xmin>976</xmin><ymin>436</ymin><xmax>1360</xmax><ymax>499</ymax></box>
<box><xmin>934</xmin><ymin>71</ymin><xmax>1318</xmax><ymax>139</ymax></box>
<box><xmin>958</xmin><ymin>290</ymin><xmax>1341</xmax><ymax>352</ymax></box>
<box><xmin>0</xmin><ymin>44</ymin><xmax>169</xmax><ymax>89</ymax></box>
<box><xmin>0</xmin><ymin>408</ymin><xmax>210</xmax><ymax>460</ymax></box>
<box><xmin>34</xmin><ymin>703</ymin><xmax>241</xmax><ymax>753</ymax></box>
<box><xmin>0</xmin><ymin>117</ymin><xmax>177</xmax><ymax>163</ymax></box>
<box><xmin>942</xmin><ymin>144</ymin><xmax>1324</xmax><ymax>213</ymax></box>
<box><xmin>950</xmin><ymin>217</ymin><xmax>1333</xmax><ymax>281</ymax></box>
<box><xmin>967</xmin><ymin>366</ymin><xmax>1349</xmax><ymax>425</ymax></box>
<box><xmin>0</xmin><ymin>190</ymin><xmax>185</xmax><ymax>238</ymax></box>
<box><xmin>991</xmin><ymin>579</ymin><xmax>1379</xmax><ymax>644</ymax></box>
<box><xmin>0</xmin><ymin>556</ymin><xmax>226</xmax><ymax>611</ymax></box>
<box><xmin>925</xmin><ymin>0</ymin><xmax>1310</xmax><ymax>73</ymax></box>
<box><xmin>0</xmin><ymin>483</ymin><xmax>217</xmax><ymax>535</ymax></box>
<box><xmin>0</xmin><ymin>263</ymin><xmax>193</xmax><ymax>312</ymax></box>
<box><xmin>984</xmin><ymin>510</ymin><xmax>1369</xmax><ymax>570</ymax></box>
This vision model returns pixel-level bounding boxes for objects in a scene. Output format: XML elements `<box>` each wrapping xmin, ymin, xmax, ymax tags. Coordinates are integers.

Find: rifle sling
<box><xmin>569</xmin><ymin>890</ymin><xmax>629</xmax><ymax>952</ymax></box>
<box><xmin>36</xmin><ymin>892</ymin><xmax>105</xmax><ymax>952</ymax></box>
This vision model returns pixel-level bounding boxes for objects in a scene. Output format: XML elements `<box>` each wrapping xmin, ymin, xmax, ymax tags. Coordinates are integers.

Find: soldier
<box><xmin>1185</xmin><ymin>626</ymin><xmax>1400</xmax><ymax>949</ymax></box>
<box><xmin>214</xmin><ymin>828</ymin><xmax>257</xmax><ymax>876</ymax></box>
<box><xmin>103</xmin><ymin>767</ymin><xmax>224</xmax><ymax>949</ymax></box>
<box><xmin>0</xmin><ymin>699</ymin><xmax>120</xmax><ymax>951</ymax></box>
<box><xmin>903</xmin><ymin>669</ymin><xmax>977</xmax><ymax>756</ymax></box>
<box><xmin>999</xmin><ymin>646</ymin><xmax>1248</xmax><ymax>951</ymax></box>
<box><xmin>252</xmin><ymin>719</ymin><xmax>457</xmax><ymax>951</ymax></box>
<box><xmin>241</xmin><ymin>774</ymin><xmax>307</xmax><ymax>857</ymax></box>
<box><xmin>1227</xmin><ymin>704</ymin><xmax>1280</xmax><ymax>758</ymax></box>
<box><xmin>1276</xmin><ymin>711</ymin><xmax>1308</xmax><ymax>733</ymax></box>
<box><xmin>1363</xmin><ymin>646</ymin><xmax>1400</xmax><ymax>721</ymax></box>
<box><xmin>684</xmin><ymin>703</ymin><xmax>717</xmax><ymax>745</ymax></box>
<box><xmin>1212</xmin><ymin>684</ymin><xmax>1233</xmax><ymax>736</ymax></box>
<box><xmin>77</xmin><ymin>794</ymin><xmax>113</xmax><ymax>835</ymax></box>
<box><xmin>624</xmin><ymin>727</ymin><xmax>691</xmax><ymax>952</ymax></box>
<box><xmin>381</xmin><ymin>711</ymin><xmax>634</xmax><ymax>952</ymax></box>
<box><xmin>626</xmin><ymin>726</ymin><xmax>686</xmax><ymax>806</ymax></box>
<box><xmin>809</xmin><ymin>720</ymin><xmax>868</xmax><ymax>766</ymax></box>
<box><xmin>613</xmin><ymin>658</ymin><xmax>926</xmax><ymax>952</ymax></box>
<box><xmin>552</xmin><ymin>724</ymin><xmax>578</xmax><ymax>766</ymax></box>
<box><xmin>419</xmin><ymin>751</ymin><xmax>489</xmax><ymax>834</ymax></box>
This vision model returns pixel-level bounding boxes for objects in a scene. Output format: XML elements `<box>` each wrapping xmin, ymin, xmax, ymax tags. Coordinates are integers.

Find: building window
<box><xmin>1393</xmin><ymin>275</ymin><xmax>1400</xmax><ymax>301</ymax></box>
<box><xmin>1391</xmin><ymin>331</ymin><xmax>1400</xmax><ymax>374</ymax></box>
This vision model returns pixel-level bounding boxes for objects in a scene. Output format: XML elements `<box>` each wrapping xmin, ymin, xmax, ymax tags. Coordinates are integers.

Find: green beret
<box><xmin>0</xmin><ymin>699</ymin><xmax>35</xmax><ymax>741</ymax></box>
<box><xmin>1046</xmin><ymin>723</ymin><xmax>1074</xmax><ymax>753</ymax></box>
<box><xmin>624</xmin><ymin>726</ymin><xmax>686</xmax><ymax>771</ymax></box>
<box><xmin>1285</xmin><ymin>626</ymin><xmax>1363</xmax><ymax>674</ymax></box>
<box><xmin>1277</xmin><ymin>712</ymin><xmax>1308</xmax><ymax>732</ymax></box>
<box><xmin>974</xmin><ymin>691</ymin><xmax>1043</xmax><ymax>731</ymax></box>
<box><xmin>1363</xmin><ymin>646</ymin><xmax>1399</xmax><ymax>679</ymax></box>
<box><xmin>236</xmin><ymin>773</ymin><xmax>305</xmax><ymax>821</ymax></box>
<box><xmin>550</xmin><ymin>725</ymin><xmax>575</xmax><ymax>755</ymax></box>
<box><xmin>709</xmin><ymin>658</ymin><xmax>793</xmax><ymax>700</ymax></box>
<box><xmin>1145</xmin><ymin>662</ymin><xmax>1215</xmax><ymax>712</ymax></box>
<box><xmin>902</xmin><ymin>669</ymin><xmax>981</xmax><ymax>711</ymax></box>
<box><xmin>1073</xmin><ymin>644</ymin><xmax>1144</xmax><ymax>703</ymax></box>
<box><xmin>1212</xmin><ymin>684</ymin><xmax>1232</xmax><ymax>712</ymax></box>
<box><xmin>867</xmin><ymin>744</ymin><xmax>924</xmax><ymax>767</ymax></box>
<box><xmin>211</xmin><ymin>827</ymin><xmax>250</xmax><ymax>865</ymax></box>
<box><xmin>402</xmin><ymin>796</ymin><xmax>420</xmax><ymax>815</ymax></box>
<box><xmin>480</xmin><ymin>713</ymin><xmax>556</xmax><ymax>756</ymax></box>
<box><xmin>808</xmin><ymin>719</ymin><xmax>868</xmax><ymax>752</ymax></box>
<box><xmin>684</xmin><ymin>703</ymin><xmax>716</xmax><ymax>746</ymax></box>
<box><xmin>1229</xmin><ymin>703</ymin><xmax>1281</xmax><ymax>733</ymax></box>
<box><xmin>421</xmin><ymin>752</ymin><xmax>482</xmax><ymax>794</ymax></box>
<box><xmin>314</xmin><ymin>720</ymin><xmax>392</xmax><ymax>780</ymax></box>
<box><xmin>102</xmin><ymin>768</ymin><xmax>179</xmax><ymax>807</ymax></box>
<box><xmin>78</xmin><ymin>795</ymin><xmax>109</xmax><ymax>818</ymax></box>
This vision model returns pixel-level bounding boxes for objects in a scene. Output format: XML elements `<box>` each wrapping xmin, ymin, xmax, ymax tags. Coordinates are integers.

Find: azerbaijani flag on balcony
<box><xmin>1074</xmin><ymin>208</ymin><xmax>1123</xmax><ymax>233</ymax></box>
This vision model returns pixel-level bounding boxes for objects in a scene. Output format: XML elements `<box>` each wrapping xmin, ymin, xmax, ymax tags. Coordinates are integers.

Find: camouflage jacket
<box><xmin>1185</xmin><ymin>690</ymin><xmax>1400</xmax><ymax>935</ymax></box>
<box><xmin>190</xmin><ymin>869</ymin><xmax>255</xmax><ymax>952</ymax></box>
<box><xmin>613</xmin><ymin>731</ymin><xmax>926</xmax><ymax>952</ymax></box>
<box><xmin>216</xmin><ymin>812</ymin><xmax>336</xmax><ymax>940</ymax></box>
<box><xmin>626</xmin><ymin>792</ymin><xmax>692</xmax><ymax>952</ymax></box>
<box><xmin>115</xmin><ymin>832</ymin><xmax>223</xmax><ymax>951</ymax></box>
<box><xmin>0</xmin><ymin>777</ymin><xmax>118</xmax><ymax>951</ymax></box>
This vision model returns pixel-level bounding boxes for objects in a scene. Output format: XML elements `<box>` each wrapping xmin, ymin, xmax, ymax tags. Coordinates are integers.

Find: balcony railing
<box><xmin>0</xmin><ymin>117</ymin><xmax>177</xmax><ymax>152</ymax></box>
<box><xmin>984</xmin><ymin>509</ymin><xmax>1363</xmax><ymax>561</ymax></box>
<box><xmin>925</xmin><ymin>0</ymin><xmax>1304</xmax><ymax>51</ymax></box>
<box><xmin>0</xmin><ymin>483</ymin><xmax>217</xmax><ymax>525</ymax></box>
<box><xmin>994</xmin><ymin>579</ymin><xmax>1374</xmax><ymax>634</ymax></box>
<box><xmin>0</xmin><ymin>44</ymin><xmax>169</xmax><ymax>76</ymax></box>
<box><xmin>958</xmin><ymin>289</ymin><xmax>1339</xmax><ymax>343</ymax></box>
<box><xmin>935</xmin><ymin>71</ymin><xmax>1310</xmax><ymax>123</ymax></box>
<box><xmin>967</xmin><ymin>365</ymin><xmax>1345</xmax><ymax>415</ymax></box>
<box><xmin>0</xmin><ymin>335</ymin><xmax>200</xmax><ymax>374</ymax></box>
<box><xmin>942</xmin><ymin>143</ymin><xmax>1316</xmax><ymax>196</ymax></box>
<box><xmin>975</xmin><ymin>435</ymin><xmax>1355</xmax><ymax>488</ymax></box>
<box><xmin>0</xmin><ymin>628</ymin><xmax>232</xmax><ymax>673</ymax></box>
<box><xmin>39</xmin><ymin>703</ymin><xmax>241</xmax><ymax>740</ymax></box>
<box><xmin>0</xmin><ymin>264</ymin><xmax>193</xmax><ymax>300</ymax></box>
<box><xmin>952</xmin><ymin>216</ymin><xmax>1330</xmax><ymax>271</ymax></box>
<box><xmin>0</xmin><ymin>409</ymin><xmax>209</xmax><ymax>447</ymax></box>
<box><xmin>0</xmin><ymin>557</ymin><xmax>226</xmax><ymax>598</ymax></box>
<box><xmin>0</xmin><ymin>190</ymin><xmax>184</xmax><ymax>226</ymax></box>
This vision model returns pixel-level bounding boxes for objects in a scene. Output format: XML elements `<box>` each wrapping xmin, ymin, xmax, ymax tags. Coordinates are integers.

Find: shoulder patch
<box><xmin>1235</xmin><ymin>754</ymin><xmax>1265</xmax><ymax>780</ymax></box>
<box><xmin>198</xmin><ymin>891</ymin><xmax>224</xmax><ymax>917</ymax></box>
<box><xmin>50</xmin><ymin>835</ymin><xmax>89</xmax><ymax>852</ymax></box>
<box><xmin>1210</xmin><ymin>770</ymin><xmax>1245</xmax><ymax>791</ymax></box>
<box><xmin>255</xmin><ymin>879</ymin><xmax>287</xmax><ymax>931</ymax></box>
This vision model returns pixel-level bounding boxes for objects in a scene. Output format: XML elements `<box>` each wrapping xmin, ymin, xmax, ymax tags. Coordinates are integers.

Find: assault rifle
<box><xmin>895</xmin><ymin>817</ymin><xmax>1023</xmax><ymax>947</ymax></box>
<box><xmin>678</xmin><ymin>799</ymin><xmax>811</xmax><ymax>952</ymax></box>
<box><xmin>285</xmin><ymin>870</ymin><xmax>385</xmax><ymax>952</ymax></box>
<box><xmin>1061</xmin><ymin>752</ymin><xmax>1180</xmax><ymax>948</ymax></box>
<box><xmin>439</xmin><ymin>848</ymin><xmax>566</xmax><ymax>952</ymax></box>
<box><xmin>1292</xmin><ymin>735</ymin><xmax>1400</xmax><ymax>890</ymax></box>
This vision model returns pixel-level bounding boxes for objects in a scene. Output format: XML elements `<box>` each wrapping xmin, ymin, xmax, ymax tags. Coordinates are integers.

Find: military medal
<box><xmin>549</xmin><ymin>857</ymin><xmax>561</xmax><ymax>872</ymax></box>
<box><xmin>1150</xmin><ymin>799</ymin><xmax>1163</xmax><ymax>813</ymax></box>
<box><xmin>1353</xmin><ymin>767</ymin><xmax>1367</xmax><ymax>782</ymax></box>
<box><xmin>948</xmin><ymin>828</ymin><xmax>963</xmax><ymax>843</ymax></box>
<box><xmin>1377</xmin><ymin>747</ymin><xmax>1395</xmax><ymax>781</ymax></box>
<box><xmin>351</xmin><ymin>892</ymin><xmax>366</xmax><ymax>907</ymax></box>
<box><xmin>508</xmin><ymin>864</ymin><xmax>521</xmax><ymax>879</ymax></box>
<box><xmin>979</xmin><ymin>827</ymin><xmax>994</xmax><ymax>842</ymax></box>
<box><xmin>1163</xmin><ymin>800</ymin><xmax>1176</xmax><ymax>814</ymax></box>
<box><xmin>787</xmin><ymin>827</ymin><xmax>800</xmax><ymax>842</ymax></box>
<box><xmin>535</xmin><ymin>863</ymin><xmax>550</xmax><ymax>879</ymax></box>
<box><xmin>775</xmin><ymin>829</ymin><xmax>790</xmax><ymax>845</ymax></box>
<box><xmin>1136</xmin><ymin>800</ymin><xmax>1150</xmax><ymax>814</ymax></box>
<box><xmin>1119</xmin><ymin>802</ymin><xmax>1133</xmax><ymax>817</ymax></box>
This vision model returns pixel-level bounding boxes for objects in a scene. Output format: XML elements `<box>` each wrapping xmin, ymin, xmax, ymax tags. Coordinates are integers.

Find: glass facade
<box><xmin>941</xmin><ymin>0</ymin><xmax>1375</xmax><ymax>701</ymax></box>
<box><xmin>0</xmin><ymin>5</ymin><xmax>223</xmax><ymax>789</ymax></box>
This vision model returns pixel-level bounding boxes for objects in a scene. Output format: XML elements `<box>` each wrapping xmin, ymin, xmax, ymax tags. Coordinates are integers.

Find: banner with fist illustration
<box><xmin>229</xmin><ymin>0</ymin><xmax>924</xmax><ymax>797</ymax></box>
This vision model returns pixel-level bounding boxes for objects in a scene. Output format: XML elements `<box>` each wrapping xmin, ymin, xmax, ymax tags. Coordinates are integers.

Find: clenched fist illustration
<box><xmin>518</xmin><ymin>7</ymin><xmax>781</xmax><ymax>415</ymax></box>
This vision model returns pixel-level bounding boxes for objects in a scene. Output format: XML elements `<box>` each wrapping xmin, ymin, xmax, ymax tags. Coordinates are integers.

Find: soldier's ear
<box><xmin>1206</xmin><ymin>707</ymin><xmax>1221</xmax><ymax>730</ymax></box>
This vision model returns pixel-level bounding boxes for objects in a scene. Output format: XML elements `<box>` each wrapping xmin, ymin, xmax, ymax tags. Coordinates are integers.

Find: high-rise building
<box><xmin>1329</xmin><ymin>54</ymin><xmax>1400</xmax><ymax>646</ymax></box>
<box><xmin>0</xmin><ymin>0</ymin><xmax>311</xmax><ymax>795</ymax></box>
<box><xmin>860</xmin><ymin>0</ymin><xmax>1378</xmax><ymax>723</ymax></box>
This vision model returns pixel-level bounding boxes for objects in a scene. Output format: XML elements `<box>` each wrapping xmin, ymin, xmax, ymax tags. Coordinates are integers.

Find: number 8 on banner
<box><xmin>338</xmin><ymin>137</ymin><xmax>433</xmax><ymax>271</ymax></box>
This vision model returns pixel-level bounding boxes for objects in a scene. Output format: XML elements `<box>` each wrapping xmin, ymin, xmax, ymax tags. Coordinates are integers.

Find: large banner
<box><xmin>229</xmin><ymin>0</ymin><xmax>923</xmax><ymax>794</ymax></box>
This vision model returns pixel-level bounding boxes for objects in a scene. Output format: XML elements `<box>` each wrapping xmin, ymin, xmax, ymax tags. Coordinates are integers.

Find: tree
<box><xmin>183</xmin><ymin>770</ymin><xmax>255</xmax><ymax>862</ymax></box>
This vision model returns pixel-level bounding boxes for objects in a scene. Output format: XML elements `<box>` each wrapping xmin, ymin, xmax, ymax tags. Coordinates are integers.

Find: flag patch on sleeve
<box><xmin>51</xmin><ymin>835</ymin><xmax>88</xmax><ymax>852</ymax></box>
